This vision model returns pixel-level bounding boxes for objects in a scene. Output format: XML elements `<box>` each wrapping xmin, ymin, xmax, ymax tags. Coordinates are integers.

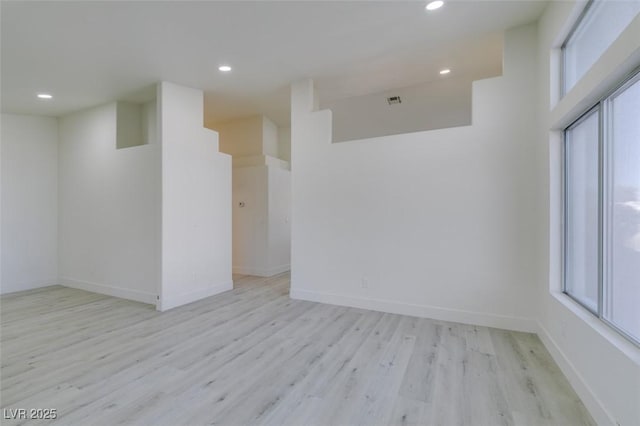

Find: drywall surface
<box><xmin>142</xmin><ymin>101</ymin><xmax>158</xmax><ymax>146</ymax></box>
<box><xmin>216</xmin><ymin>115</ymin><xmax>263</xmax><ymax>157</ymax></box>
<box><xmin>58</xmin><ymin>103</ymin><xmax>160</xmax><ymax>304</ymax></box>
<box><xmin>232</xmin><ymin>164</ymin><xmax>291</xmax><ymax>277</ymax></box>
<box><xmin>116</xmin><ymin>102</ymin><xmax>143</xmax><ymax>149</ymax></box>
<box><xmin>278</xmin><ymin>127</ymin><xmax>291</xmax><ymax>163</ymax></box>
<box><xmin>215</xmin><ymin>113</ymin><xmax>291</xmax><ymax>277</ymax></box>
<box><xmin>267</xmin><ymin>165</ymin><xmax>291</xmax><ymax>275</ymax></box>
<box><xmin>216</xmin><ymin>114</ymin><xmax>284</xmax><ymax>160</ymax></box>
<box><xmin>1</xmin><ymin>114</ymin><xmax>58</xmax><ymax>294</ymax></box>
<box><xmin>535</xmin><ymin>3</ymin><xmax>640</xmax><ymax>425</ymax></box>
<box><xmin>262</xmin><ymin>116</ymin><xmax>279</xmax><ymax>158</ymax></box>
<box><xmin>290</xmin><ymin>24</ymin><xmax>540</xmax><ymax>332</ymax></box>
<box><xmin>232</xmin><ymin>166</ymin><xmax>268</xmax><ymax>275</ymax></box>
<box><xmin>323</xmin><ymin>77</ymin><xmax>472</xmax><ymax>143</ymax></box>
<box><xmin>159</xmin><ymin>82</ymin><xmax>232</xmax><ymax>310</ymax></box>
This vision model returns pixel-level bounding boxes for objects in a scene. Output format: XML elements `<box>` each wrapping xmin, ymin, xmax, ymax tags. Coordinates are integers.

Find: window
<box><xmin>564</xmin><ymin>70</ymin><xmax>640</xmax><ymax>345</ymax></box>
<box><xmin>565</xmin><ymin>107</ymin><xmax>599</xmax><ymax>312</ymax></box>
<box><xmin>562</xmin><ymin>0</ymin><xmax>640</xmax><ymax>94</ymax></box>
<box><xmin>603</xmin><ymin>75</ymin><xmax>640</xmax><ymax>342</ymax></box>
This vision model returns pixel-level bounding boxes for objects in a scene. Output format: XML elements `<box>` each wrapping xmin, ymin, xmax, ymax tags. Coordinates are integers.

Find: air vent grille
<box><xmin>387</xmin><ymin>96</ymin><xmax>402</xmax><ymax>105</ymax></box>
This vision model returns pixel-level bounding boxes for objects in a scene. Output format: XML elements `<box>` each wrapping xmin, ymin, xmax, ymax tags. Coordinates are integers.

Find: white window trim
<box><xmin>550</xmin><ymin>4</ymin><xmax>640</xmax><ymax>352</ymax></box>
<box><xmin>562</xmin><ymin>68</ymin><xmax>640</xmax><ymax>347</ymax></box>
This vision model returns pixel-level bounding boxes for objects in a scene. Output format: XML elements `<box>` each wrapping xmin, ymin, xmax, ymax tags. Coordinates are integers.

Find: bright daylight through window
<box><xmin>564</xmin><ymin>71</ymin><xmax>640</xmax><ymax>345</ymax></box>
<box><xmin>562</xmin><ymin>0</ymin><xmax>640</xmax><ymax>94</ymax></box>
<box><xmin>562</xmin><ymin>0</ymin><xmax>640</xmax><ymax>347</ymax></box>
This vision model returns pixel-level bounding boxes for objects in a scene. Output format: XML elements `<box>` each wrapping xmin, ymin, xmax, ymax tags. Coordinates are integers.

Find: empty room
<box><xmin>1</xmin><ymin>1</ymin><xmax>639</xmax><ymax>425</ymax></box>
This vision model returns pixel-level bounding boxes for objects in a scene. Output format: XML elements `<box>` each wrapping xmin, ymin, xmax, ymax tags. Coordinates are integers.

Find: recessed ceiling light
<box><xmin>218</xmin><ymin>65</ymin><xmax>232</xmax><ymax>72</ymax></box>
<box><xmin>426</xmin><ymin>1</ymin><xmax>444</xmax><ymax>11</ymax></box>
<box><xmin>439</xmin><ymin>69</ymin><xmax>451</xmax><ymax>75</ymax></box>
<box><xmin>37</xmin><ymin>93</ymin><xmax>53</xmax><ymax>99</ymax></box>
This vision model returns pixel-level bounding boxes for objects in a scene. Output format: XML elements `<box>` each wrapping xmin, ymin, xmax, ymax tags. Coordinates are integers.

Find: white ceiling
<box><xmin>1</xmin><ymin>1</ymin><xmax>547</xmax><ymax>127</ymax></box>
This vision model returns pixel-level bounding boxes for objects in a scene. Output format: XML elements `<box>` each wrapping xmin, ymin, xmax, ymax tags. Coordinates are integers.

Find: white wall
<box><xmin>278</xmin><ymin>127</ymin><xmax>291</xmax><ymax>163</ymax></box>
<box><xmin>262</xmin><ymin>116</ymin><xmax>279</xmax><ymax>158</ymax></box>
<box><xmin>217</xmin><ymin>114</ymin><xmax>283</xmax><ymax>160</ymax></box>
<box><xmin>267</xmin><ymin>166</ymin><xmax>291</xmax><ymax>274</ymax></box>
<box><xmin>1</xmin><ymin>114</ymin><xmax>58</xmax><ymax>294</ymax></box>
<box><xmin>290</xmin><ymin>24</ymin><xmax>540</xmax><ymax>332</ymax></box>
<box><xmin>232</xmin><ymin>164</ymin><xmax>291</xmax><ymax>277</ymax></box>
<box><xmin>232</xmin><ymin>166</ymin><xmax>268</xmax><ymax>275</ymax></box>
<box><xmin>159</xmin><ymin>82</ymin><xmax>232</xmax><ymax>310</ymax></box>
<box><xmin>214</xmin><ymin>113</ymin><xmax>291</xmax><ymax>277</ymax></box>
<box><xmin>216</xmin><ymin>115</ymin><xmax>264</xmax><ymax>158</ymax></box>
<box><xmin>58</xmin><ymin>103</ymin><xmax>160</xmax><ymax>304</ymax></box>
<box><xmin>142</xmin><ymin>101</ymin><xmax>157</xmax><ymax>147</ymax></box>
<box><xmin>535</xmin><ymin>3</ymin><xmax>640</xmax><ymax>426</ymax></box>
<box><xmin>323</xmin><ymin>76</ymin><xmax>473</xmax><ymax>143</ymax></box>
<box><xmin>116</xmin><ymin>102</ymin><xmax>143</xmax><ymax>149</ymax></box>
<box><xmin>3</xmin><ymin>85</ymin><xmax>231</xmax><ymax>310</ymax></box>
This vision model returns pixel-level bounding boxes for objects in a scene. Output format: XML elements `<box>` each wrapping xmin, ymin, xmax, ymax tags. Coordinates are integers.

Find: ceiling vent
<box><xmin>386</xmin><ymin>96</ymin><xmax>402</xmax><ymax>105</ymax></box>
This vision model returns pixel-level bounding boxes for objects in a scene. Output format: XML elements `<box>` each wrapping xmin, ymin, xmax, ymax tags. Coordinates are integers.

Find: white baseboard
<box><xmin>233</xmin><ymin>266</ymin><xmax>263</xmax><ymax>276</ymax></box>
<box><xmin>0</xmin><ymin>279</ymin><xmax>60</xmax><ymax>295</ymax></box>
<box><xmin>158</xmin><ymin>280</ymin><xmax>233</xmax><ymax>311</ymax></box>
<box><xmin>61</xmin><ymin>277</ymin><xmax>157</xmax><ymax>305</ymax></box>
<box><xmin>536</xmin><ymin>322</ymin><xmax>613</xmax><ymax>426</ymax></box>
<box><xmin>267</xmin><ymin>264</ymin><xmax>291</xmax><ymax>276</ymax></box>
<box><xmin>290</xmin><ymin>288</ymin><xmax>536</xmax><ymax>333</ymax></box>
<box><xmin>233</xmin><ymin>265</ymin><xmax>290</xmax><ymax>277</ymax></box>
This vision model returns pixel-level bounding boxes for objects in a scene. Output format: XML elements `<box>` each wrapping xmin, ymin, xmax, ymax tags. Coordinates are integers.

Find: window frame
<box><xmin>562</xmin><ymin>104</ymin><xmax>601</xmax><ymax>316</ymax></box>
<box><xmin>562</xmin><ymin>68</ymin><xmax>640</xmax><ymax>348</ymax></box>
<box><xmin>601</xmin><ymin>71</ymin><xmax>640</xmax><ymax>346</ymax></box>
<box><xmin>560</xmin><ymin>0</ymin><xmax>595</xmax><ymax>97</ymax></box>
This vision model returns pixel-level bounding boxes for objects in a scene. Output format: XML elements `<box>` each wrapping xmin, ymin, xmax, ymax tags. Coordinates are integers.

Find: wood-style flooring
<box><xmin>1</xmin><ymin>273</ymin><xmax>594</xmax><ymax>425</ymax></box>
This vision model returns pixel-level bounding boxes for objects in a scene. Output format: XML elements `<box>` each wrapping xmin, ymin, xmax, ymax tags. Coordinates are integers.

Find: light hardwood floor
<box><xmin>1</xmin><ymin>273</ymin><xmax>594</xmax><ymax>426</ymax></box>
